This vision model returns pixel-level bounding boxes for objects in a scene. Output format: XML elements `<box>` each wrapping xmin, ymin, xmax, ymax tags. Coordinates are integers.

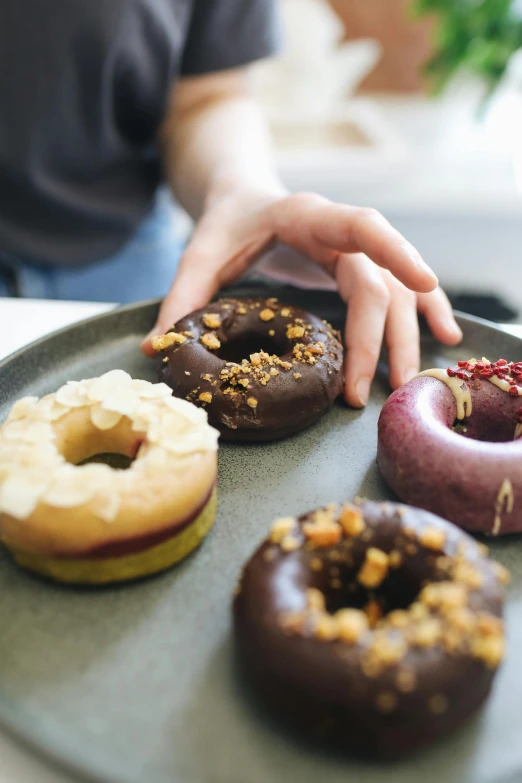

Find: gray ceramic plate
<box><xmin>0</xmin><ymin>285</ymin><xmax>521</xmax><ymax>783</ymax></box>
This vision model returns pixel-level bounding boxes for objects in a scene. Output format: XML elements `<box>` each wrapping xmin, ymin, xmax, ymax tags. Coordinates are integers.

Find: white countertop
<box><xmin>0</xmin><ymin>296</ymin><xmax>521</xmax><ymax>783</ymax></box>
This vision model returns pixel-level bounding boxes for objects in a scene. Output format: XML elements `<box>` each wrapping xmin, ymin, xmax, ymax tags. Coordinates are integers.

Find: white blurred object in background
<box><xmin>253</xmin><ymin>0</ymin><xmax>380</xmax><ymax>117</ymax></box>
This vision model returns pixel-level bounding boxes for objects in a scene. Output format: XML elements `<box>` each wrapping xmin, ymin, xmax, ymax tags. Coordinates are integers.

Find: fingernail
<box><xmin>410</xmin><ymin>250</ymin><xmax>438</xmax><ymax>283</ymax></box>
<box><xmin>450</xmin><ymin>321</ymin><xmax>463</xmax><ymax>339</ymax></box>
<box><xmin>355</xmin><ymin>377</ymin><xmax>371</xmax><ymax>407</ymax></box>
<box><xmin>141</xmin><ymin>327</ymin><xmax>160</xmax><ymax>348</ymax></box>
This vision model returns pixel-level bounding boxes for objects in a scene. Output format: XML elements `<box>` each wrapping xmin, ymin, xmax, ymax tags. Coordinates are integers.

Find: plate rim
<box><xmin>0</xmin><ymin>294</ymin><xmax>521</xmax><ymax>783</ymax></box>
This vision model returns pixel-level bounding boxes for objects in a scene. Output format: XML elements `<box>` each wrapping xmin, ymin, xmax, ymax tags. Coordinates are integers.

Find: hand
<box><xmin>142</xmin><ymin>188</ymin><xmax>462</xmax><ymax>407</ymax></box>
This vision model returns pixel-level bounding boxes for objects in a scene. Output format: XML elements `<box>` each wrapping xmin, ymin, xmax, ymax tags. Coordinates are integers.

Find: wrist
<box><xmin>204</xmin><ymin>167</ymin><xmax>288</xmax><ymax>212</ymax></box>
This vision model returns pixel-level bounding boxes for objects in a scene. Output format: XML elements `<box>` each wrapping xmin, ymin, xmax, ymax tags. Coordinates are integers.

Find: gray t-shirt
<box><xmin>0</xmin><ymin>0</ymin><xmax>278</xmax><ymax>265</ymax></box>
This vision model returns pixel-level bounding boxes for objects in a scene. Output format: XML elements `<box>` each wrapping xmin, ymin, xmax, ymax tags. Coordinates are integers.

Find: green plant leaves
<box><xmin>413</xmin><ymin>0</ymin><xmax>522</xmax><ymax>94</ymax></box>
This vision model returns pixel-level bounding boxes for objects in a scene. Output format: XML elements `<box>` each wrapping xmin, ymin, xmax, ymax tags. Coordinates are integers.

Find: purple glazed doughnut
<box><xmin>378</xmin><ymin>358</ymin><xmax>522</xmax><ymax>535</ymax></box>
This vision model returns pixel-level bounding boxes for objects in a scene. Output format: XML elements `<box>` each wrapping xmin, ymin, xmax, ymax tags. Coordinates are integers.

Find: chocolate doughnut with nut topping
<box><xmin>153</xmin><ymin>297</ymin><xmax>344</xmax><ymax>441</ymax></box>
<box><xmin>233</xmin><ymin>500</ymin><xmax>508</xmax><ymax>758</ymax></box>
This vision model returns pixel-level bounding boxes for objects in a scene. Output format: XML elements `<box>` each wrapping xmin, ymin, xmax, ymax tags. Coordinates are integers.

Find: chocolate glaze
<box><xmin>234</xmin><ymin>501</ymin><xmax>505</xmax><ymax>758</ymax></box>
<box><xmin>157</xmin><ymin>297</ymin><xmax>344</xmax><ymax>441</ymax></box>
<box><xmin>378</xmin><ymin>364</ymin><xmax>522</xmax><ymax>534</ymax></box>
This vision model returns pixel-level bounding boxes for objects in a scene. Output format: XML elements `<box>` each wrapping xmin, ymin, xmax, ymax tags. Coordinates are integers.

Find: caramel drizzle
<box><xmin>492</xmin><ymin>478</ymin><xmax>514</xmax><ymax>536</ymax></box>
<box><xmin>416</xmin><ymin>369</ymin><xmax>472</xmax><ymax>420</ymax></box>
<box><xmin>418</xmin><ymin>357</ymin><xmax>522</xmax><ymax>424</ymax></box>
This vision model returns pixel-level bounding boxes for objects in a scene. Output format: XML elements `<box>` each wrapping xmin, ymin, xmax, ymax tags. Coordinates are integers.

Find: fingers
<box><xmin>337</xmin><ymin>254</ymin><xmax>389</xmax><ymax>408</ymax></box>
<box><xmin>417</xmin><ymin>287</ymin><xmax>463</xmax><ymax>345</ymax></box>
<box><xmin>384</xmin><ymin>279</ymin><xmax>420</xmax><ymax>389</ymax></box>
<box><xmin>270</xmin><ymin>193</ymin><xmax>438</xmax><ymax>294</ymax></box>
<box><xmin>140</xmin><ymin>241</ymin><xmax>220</xmax><ymax>356</ymax></box>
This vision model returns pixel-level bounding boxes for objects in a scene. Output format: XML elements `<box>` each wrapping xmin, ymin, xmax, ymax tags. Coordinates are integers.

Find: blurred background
<box><xmin>245</xmin><ymin>0</ymin><xmax>522</xmax><ymax>322</ymax></box>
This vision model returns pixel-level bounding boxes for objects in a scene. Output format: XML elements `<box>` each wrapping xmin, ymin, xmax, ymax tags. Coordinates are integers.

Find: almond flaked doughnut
<box><xmin>0</xmin><ymin>370</ymin><xmax>219</xmax><ymax>584</ymax></box>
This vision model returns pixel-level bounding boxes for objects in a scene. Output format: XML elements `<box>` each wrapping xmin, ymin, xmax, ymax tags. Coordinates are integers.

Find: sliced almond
<box><xmin>55</xmin><ymin>381</ymin><xmax>89</xmax><ymax>408</ymax></box>
<box><xmin>90</xmin><ymin>405</ymin><xmax>123</xmax><ymax>431</ymax></box>
<box><xmin>86</xmin><ymin>370</ymin><xmax>133</xmax><ymax>402</ymax></box>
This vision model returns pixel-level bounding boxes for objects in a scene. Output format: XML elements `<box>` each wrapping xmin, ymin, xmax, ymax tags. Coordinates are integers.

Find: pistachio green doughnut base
<box><xmin>10</xmin><ymin>488</ymin><xmax>217</xmax><ymax>585</ymax></box>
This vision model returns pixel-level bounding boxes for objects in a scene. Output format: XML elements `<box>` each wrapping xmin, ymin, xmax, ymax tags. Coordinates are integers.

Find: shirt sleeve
<box><xmin>180</xmin><ymin>0</ymin><xmax>280</xmax><ymax>76</ymax></box>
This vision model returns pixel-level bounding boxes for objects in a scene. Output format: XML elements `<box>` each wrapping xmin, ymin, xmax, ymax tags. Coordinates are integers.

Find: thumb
<box><xmin>140</xmin><ymin>244</ymin><xmax>219</xmax><ymax>357</ymax></box>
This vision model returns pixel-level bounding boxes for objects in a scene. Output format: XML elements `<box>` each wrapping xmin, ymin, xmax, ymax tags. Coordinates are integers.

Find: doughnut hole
<box><xmin>215</xmin><ymin>332</ymin><xmax>291</xmax><ymax>365</ymax></box>
<box><xmin>319</xmin><ymin>559</ymin><xmax>424</xmax><ymax>622</ymax></box>
<box><xmin>451</xmin><ymin>407</ymin><xmax>518</xmax><ymax>443</ymax></box>
<box><xmin>52</xmin><ymin>408</ymin><xmax>145</xmax><ymax>468</ymax></box>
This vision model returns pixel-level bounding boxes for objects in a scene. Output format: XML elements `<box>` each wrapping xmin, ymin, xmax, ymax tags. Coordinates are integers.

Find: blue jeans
<box><xmin>0</xmin><ymin>193</ymin><xmax>183</xmax><ymax>303</ymax></box>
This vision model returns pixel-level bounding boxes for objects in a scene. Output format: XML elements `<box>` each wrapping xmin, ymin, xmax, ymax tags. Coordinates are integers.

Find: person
<box><xmin>0</xmin><ymin>0</ymin><xmax>462</xmax><ymax>408</ymax></box>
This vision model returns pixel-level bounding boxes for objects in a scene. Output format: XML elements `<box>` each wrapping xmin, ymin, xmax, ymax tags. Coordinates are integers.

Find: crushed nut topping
<box><xmin>281</xmin><ymin>307</ymin><xmax>291</xmax><ymax>317</ymax></box>
<box><xmin>419</xmin><ymin>527</ymin><xmax>446</xmax><ymax>551</ymax></box>
<box><xmin>246</xmin><ymin>397</ymin><xmax>258</xmax><ymax>409</ymax></box>
<box><xmin>452</xmin><ymin>561</ymin><xmax>483</xmax><ymax>589</ymax></box>
<box><xmin>357</xmin><ymin>548</ymin><xmax>390</xmax><ymax>588</ymax></box>
<box><xmin>306</xmin><ymin>587</ymin><xmax>326</xmax><ymax>612</ymax></box>
<box><xmin>202</xmin><ymin>313</ymin><xmax>222</xmax><ymax>329</ymax></box>
<box><xmin>198</xmin><ymin>392</ymin><xmax>213</xmax><ymax>404</ymax></box>
<box><xmin>412</xmin><ymin>618</ymin><xmax>442</xmax><ymax>647</ymax></box>
<box><xmin>293</xmin><ymin>373</ymin><xmax>302</xmax><ymax>380</ymax></box>
<box><xmin>280</xmin><ymin>535</ymin><xmax>300</xmax><ymax>553</ymax></box>
<box><xmin>471</xmin><ymin>633</ymin><xmax>505</xmax><ymax>668</ymax></box>
<box><xmin>269</xmin><ymin>516</ymin><xmax>295</xmax><ymax>544</ymax></box>
<box><xmin>389</xmin><ymin>550</ymin><xmax>403</xmax><ymax>569</ymax></box>
<box><xmin>336</xmin><ymin>609</ymin><xmax>368</xmax><ymax>643</ymax></box>
<box><xmin>292</xmin><ymin>342</ymin><xmax>324</xmax><ymax>366</ymax></box>
<box><xmin>303</xmin><ymin>519</ymin><xmax>342</xmax><ymax>548</ymax></box>
<box><xmin>339</xmin><ymin>504</ymin><xmax>365</xmax><ymax>537</ymax></box>
<box><xmin>200</xmin><ymin>332</ymin><xmax>221</xmax><ymax>350</ymax></box>
<box><xmin>315</xmin><ymin>615</ymin><xmax>339</xmax><ymax>641</ymax></box>
<box><xmin>151</xmin><ymin>332</ymin><xmax>186</xmax><ymax>351</ymax></box>
<box><xmin>259</xmin><ymin>308</ymin><xmax>275</xmax><ymax>322</ymax></box>
<box><xmin>420</xmin><ymin>581</ymin><xmax>468</xmax><ymax>611</ymax></box>
<box><xmin>386</xmin><ymin>610</ymin><xmax>410</xmax><ymax>629</ymax></box>
<box><xmin>364</xmin><ymin>599</ymin><xmax>383</xmax><ymax>628</ymax></box>
<box><xmin>287</xmin><ymin>324</ymin><xmax>305</xmax><ymax>340</ymax></box>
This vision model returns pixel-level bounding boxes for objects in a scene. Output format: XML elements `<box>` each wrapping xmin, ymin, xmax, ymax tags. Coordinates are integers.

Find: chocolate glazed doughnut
<box><xmin>153</xmin><ymin>297</ymin><xmax>344</xmax><ymax>441</ymax></box>
<box><xmin>234</xmin><ymin>501</ymin><xmax>508</xmax><ymax>758</ymax></box>
<box><xmin>378</xmin><ymin>357</ymin><xmax>522</xmax><ymax>534</ymax></box>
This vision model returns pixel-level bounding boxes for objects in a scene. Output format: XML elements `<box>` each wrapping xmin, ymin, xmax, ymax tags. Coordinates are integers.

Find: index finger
<box><xmin>273</xmin><ymin>195</ymin><xmax>438</xmax><ymax>294</ymax></box>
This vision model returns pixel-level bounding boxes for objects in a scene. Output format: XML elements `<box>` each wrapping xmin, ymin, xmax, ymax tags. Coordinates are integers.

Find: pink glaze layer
<box><xmin>377</xmin><ymin>371</ymin><xmax>522</xmax><ymax>535</ymax></box>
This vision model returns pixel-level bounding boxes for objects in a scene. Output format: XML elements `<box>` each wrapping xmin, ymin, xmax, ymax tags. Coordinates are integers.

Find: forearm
<box><xmin>159</xmin><ymin>68</ymin><xmax>286</xmax><ymax>219</ymax></box>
